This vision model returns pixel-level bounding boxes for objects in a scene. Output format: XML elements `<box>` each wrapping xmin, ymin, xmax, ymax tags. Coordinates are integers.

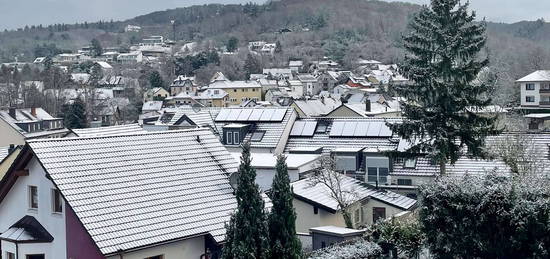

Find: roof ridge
<box><xmin>27</xmin><ymin>128</ymin><xmax>210</xmax><ymax>143</ymax></box>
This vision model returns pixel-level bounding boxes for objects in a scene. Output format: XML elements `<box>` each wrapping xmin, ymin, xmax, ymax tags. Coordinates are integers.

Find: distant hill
<box><xmin>1</xmin><ymin>0</ymin><xmax>549</xmax><ymax>105</ymax></box>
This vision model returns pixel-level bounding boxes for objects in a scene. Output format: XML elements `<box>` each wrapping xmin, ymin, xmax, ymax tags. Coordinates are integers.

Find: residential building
<box><xmin>309</xmin><ymin>226</ymin><xmax>366</xmax><ymax>250</ymax></box>
<box><xmin>291</xmin><ymin>175</ymin><xmax>417</xmax><ymax>232</ymax></box>
<box><xmin>248</xmin><ymin>41</ymin><xmax>267</xmax><ymax>51</ymax></box>
<box><xmin>288</xmin><ymin>80</ymin><xmax>305</xmax><ymax>98</ymax></box>
<box><xmin>265</xmin><ymin>88</ymin><xmax>292</xmax><ymax>106</ymax></box>
<box><xmin>230</xmin><ymin>152</ymin><xmax>319</xmax><ymax>190</ymax></box>
<box><xmin>297</xmin><ymin>74</ymin><xmax>321</xmax><ymax>96</ymax></box>
<box><xmin>117</xmin><ymin>51</ymin><xmax>144</xmax><ymax>64</ymax></box>
<box><xmin>204</xmin><ymin>76</ymin><xmax>262</xmax><ymax>106</ymax></box>
<box><xmin>289</xmin><ymin>60</ymin><xmax>304</xmax><ymax>72</ymax></box>
<box><xmin>518</xmin><ymin>70</ymin><xmax>550</xmax><ymax>108</ymax></box>
<box><xmin>69</xmin><ymin>123</ymin><xmax>147</xmax><ymax>138</ymax></box>
<box><xmin>317</xmin><ymin>71</ymin><xmax>341</xmax><ymax>91</ymax></box>
<box><xmin>159</xmin><ymin>107</ymin><xmax>297</xmax><ymax>154</ymax></box>
<box><xmin>170</xmin><ymin>75</ymin><xmax>197</xmax><ymax>96</ymax></box>
<box><xmin>0</xmin><ymin>129</ymin><xmax>238</xmax><ymax>259</ymax></box>
<box><xmin>124</xmin><ymin>24</ymin><xmax>142</xmax><ymax>32</ymax></box>
<box><xmin>166</xmin><ymin>89</ymin><xmax>229</xmax><ymax>107</ymax></box>
<box><xmin>0</xmin><ymin>108</ymin><xmax>68</xmax><ymax>147</ymax></box>
<box><xmin>143</xmin><ymin>87</ymin><xmax>170</xmax><ymax>102</ymax></box>
<box><xmin>263</xmin><ymin>68</ymin><xmax>293</xmax><ymax>81</ymax></box>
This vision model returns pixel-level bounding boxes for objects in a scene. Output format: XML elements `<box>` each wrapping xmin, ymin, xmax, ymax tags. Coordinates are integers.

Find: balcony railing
<box><xmin>540</xmin><ymin>88</ymin><xmax>550</xmax><ymax>93</ymax></box>
<box><xmin>539</xmin><ymin>101</ymin><xmax>550</xmax><ymax>106</ymax></box>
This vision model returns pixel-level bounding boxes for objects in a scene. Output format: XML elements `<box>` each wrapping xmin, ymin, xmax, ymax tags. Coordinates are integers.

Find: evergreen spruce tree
<box><xmin>222</xmin><ymin>144</ymin><xmax>269</xmax><ymax>259</ymax></box>
<box><xmin>267</xmin><ymin>155</ymin><xmax>302</xmax><ymax>259</ymax></box>
<box><xmin>390</xmin><ymin>0</ymin><xmax>499</xmax><ymax>174</ymax></box>
<box><xmin>244</xmin><ymin>53</ymin><xmax>262</xmax><ymax>79</ymax></box>
<box><xmin>64</xmin><ymin>98</ymin><xmax>86</xmax><ymax>129</ymax></box>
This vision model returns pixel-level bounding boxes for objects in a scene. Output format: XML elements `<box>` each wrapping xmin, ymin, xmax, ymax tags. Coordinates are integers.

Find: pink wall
<box><xmin>65</xmin><ymin>203</ymin><xmax>106</xmax><ymax>259</ymax></box>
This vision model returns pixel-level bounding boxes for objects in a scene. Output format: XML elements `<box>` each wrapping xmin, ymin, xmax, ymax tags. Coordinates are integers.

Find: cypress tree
<box><xmin>222</xmin><ymin>144</ymin><xmax>269</xmax><ymax>259</ymax></box>
<box><xmin>390</xmin><ymin>0</ymin><xmax>499</xmax><ymax>174</ymax></box>
<box><xmin>267</xmin><ymin>155</ymin><xmax>302</xmax><ymax>259</ymax></box>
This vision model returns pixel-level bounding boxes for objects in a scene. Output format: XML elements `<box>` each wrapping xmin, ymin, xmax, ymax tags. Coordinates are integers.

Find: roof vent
<box><xmin>196</xmin><ymin>135</ymin><xmax>201</xmax><ymax>143</ymax></box>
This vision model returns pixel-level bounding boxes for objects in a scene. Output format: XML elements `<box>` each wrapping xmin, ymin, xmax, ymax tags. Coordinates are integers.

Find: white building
<box><xmin>0</xmin><ymin>129</ymin><xmax>238</xmax><ymax>259</ymax></box>
<box><xmin>517</xmin><ymin>70</ymin><xmax>550</xmax><ymax>108</ymax></box>
<box><xmin>117</xmin><ymin>51</ymin><xmax>144</xmax><ymax>64</ymax></box>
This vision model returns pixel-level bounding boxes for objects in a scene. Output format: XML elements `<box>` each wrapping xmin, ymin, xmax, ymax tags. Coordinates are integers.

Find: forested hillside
<box><xmin>1</xmin><ymin>0</ymin><xmax>550</xmax><ymax>105</ymax></box>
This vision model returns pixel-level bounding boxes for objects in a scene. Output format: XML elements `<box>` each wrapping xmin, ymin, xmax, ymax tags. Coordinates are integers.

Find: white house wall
<box><xmin>0</xmin><ymin>157</ymin><xmax>67</xmax><ymax>259</ymax></box>
<box><xmin>520</xmin><ymin>82</ymin><xmax>540</xmax><ymax>106</ymax></box>
<box><xmin>293</xmin><ymin>199</ymin><xmax>345</xmax><ymax>233</ymax></box>
<box><xmin>363</xmin><ymin>199</ymin><xmax>405</xmax><ymax>225</ymax></box>
<box><xmin>256</xmin><ymin>168</ymin><xmax>299</xmax><ymax>191</ymax></box>
<box><xmin>106</xmin><ymin>236</ymin><xmax>205</xmax><ymax>259</ymax></box>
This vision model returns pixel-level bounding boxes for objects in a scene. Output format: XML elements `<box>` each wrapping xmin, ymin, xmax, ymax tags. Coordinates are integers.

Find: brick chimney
<box><xmin>365</xmin><ymin>100</ymin><xmax>371</xmax><ymax>112</ymax></box>
<box><xmin>8</xmin><ymin>107</ymin><xmax>16</xmax><ymax>119</ymax></box>
<box><xmin>31</xmin><ymin>107</ymin><xmax>37</xmax><ymax>117</ymax></box>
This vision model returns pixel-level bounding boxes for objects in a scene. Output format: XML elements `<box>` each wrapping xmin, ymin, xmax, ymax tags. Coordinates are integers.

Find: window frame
<box><xmin>397</xmin><ymin>179</ymin><xmax>413</xmax><ymax>186</ymax></box>
<box><xmin>372</xmin><ymin>207</ymin><xmax>386</xmax><ymax>223</ymax></box>
<box><xmin>313</xmin><ymin>206</ymin><xmax>319</xmax><ymax>215</ymax></box>
<box><xmin>250</xmin><ymin>131</ymin><xmax>265</xmax><ymax>142</ymax></box>
<box><xmin>233</xmin><ymin>132</ymin><xmax>240</xmax><ymax>145</ymax></box>
<box><xmin>403</xmin><ymin>158</ymin><xmax>417</xmax><ymax>169</ymax></box>
<box><xmin>29</xmin><ymin>185</ymin><xmax>38</xmax><ymax>209</ymax></box>
<box><xmin>526</xmin><ymin>96</ymin><xmax>535</xmax><ymax>103</ymax></box>
<box><xmin>525</xmin><ymin>83</ymin><xmax>535</xmax><ymax>90</ymax></box>
<box><xmin>52</xmin><ymin>189</ymin><xmax>63</xmax><ymax>213</ymax></box>
<box><xmin>226</xmin><ymin>131</ymin><xmax>233</xmax><ymax>145</ymax></box>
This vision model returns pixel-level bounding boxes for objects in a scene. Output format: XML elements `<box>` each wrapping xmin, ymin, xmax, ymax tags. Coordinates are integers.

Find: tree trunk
<box><xmin>342</xmin><ymin>209</ymin><xmax>354</xmax><ymax>228</ymax></box>
<box><xmin>439</xmin><ymin>160</ymin><xmax>446</xmax><ymax>176</ymax></box>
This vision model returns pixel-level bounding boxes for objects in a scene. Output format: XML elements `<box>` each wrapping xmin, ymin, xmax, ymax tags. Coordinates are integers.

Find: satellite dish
<box><xmin>192</xmin><ymin>103</ymin><xmax>202</xmax><ymax>113</ymax></box>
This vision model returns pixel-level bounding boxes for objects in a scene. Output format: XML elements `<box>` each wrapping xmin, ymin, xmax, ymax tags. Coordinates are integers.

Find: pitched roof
<box><xmin>27</xmin><ymin>129</ymin><xmax>238</xmax><ymax>255</ymax></box>
<box><xmin>293</xmin><ymin>98</ymin><xmax>341</xmax><ymax>117</ymax></box>
<box><xmin>291</xmin><ymin>175</ymin><xmax>417</xmax><ymax>212</ymax></box>
<box><xmin>516</xmin><ymin>70</ymin><xmax>550</xmax><ymax>82</ymax></box>
<box><xmin>71</xmin><ymin>124</ymin><xmax>147</xmax><ymax>138</ymax></box>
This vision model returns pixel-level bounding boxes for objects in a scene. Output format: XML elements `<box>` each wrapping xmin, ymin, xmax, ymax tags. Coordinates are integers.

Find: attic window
<box><xmin>250</xmin><ymin>131</ymin><xmax>265</xmax><ymax>142</ymax></box>
<box><xmin>404</xmin><ymin>158</ymin><xmax>417</xmax><ymax>169</ymax></box>
<box><xmin>315</xmin><ymin>123</ymin><xmax>328</xmax><ymax>133</ymax></box>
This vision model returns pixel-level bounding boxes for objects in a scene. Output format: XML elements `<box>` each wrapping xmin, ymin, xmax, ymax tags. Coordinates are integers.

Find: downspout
<box><xmin>117</xmin><ymin>249</ymin><xmax>124</xmax><ymax>259</ymax></box>
<box><xmin>16</xmin><ymin>242</ymin><xmax>19</xmax><ymax>259</ymax></box>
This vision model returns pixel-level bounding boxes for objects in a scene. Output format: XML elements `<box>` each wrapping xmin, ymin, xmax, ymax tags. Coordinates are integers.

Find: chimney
<box><xmin>8</xmin><ymin>107</ymin><xmax>16</xmax><ymax>119</ymax></box>
<box><xmin>31</xmin><ymin>107</ymin><xmax>37</xmax><ymax>117</ymax></box>
<box><xmin>321</xmin><ymin>96</ymin><xmax>325</xmax><ymax>104</ymax></box>
<box><xmin>8</xmin><ymin>144</ymin><xmax>15</xmax><ymax>154</ymax></box>
<box><xmin>365</xmin><ymin>101</ymin><xmax>371</xmax><ymax>112</ymax></box>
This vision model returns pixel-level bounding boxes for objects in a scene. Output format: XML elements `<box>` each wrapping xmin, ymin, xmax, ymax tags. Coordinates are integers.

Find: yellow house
<box><xmin>143</xmin><ymin>87</ymin><xmax>170</xmax><ymax>102</ymax></box>
<box><xmin>205</xmin><ymin>79</ymin><xmax>262</xmax><ymax>106</ymax></box>
<box><xmin>0</xmin><ymin>146</ymin><xmax>21</xmax><ymax>180</ymax></box>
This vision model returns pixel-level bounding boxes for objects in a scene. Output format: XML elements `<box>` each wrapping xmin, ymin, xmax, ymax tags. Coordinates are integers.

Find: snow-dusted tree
<box><xmin>267</xmin><ymin>155</ymin><xmax>302</xmax><ymax>259</ymax></box>
<box><xmin>308</xmin><ymin>155</ymin><xmax>358</xmax><ymax>228</ymax></box>
<box><xmin>488</xmin><ymin>133</ymin><xmax>549</xmax><ymax>176</ymax></box>
<box><xmin>389</xmin><ymin>0</ymin><xmax>499</xmax><ymax>174</ymax></box>
<box><xmin>419</xmin><ymin>173</ymin><xmax>550</xmax><ymax>258</ymax></box>
<box><xmin>222</xmin><ymin>143</ymin><xmax>269</xmax><ymax>259</ymax></box>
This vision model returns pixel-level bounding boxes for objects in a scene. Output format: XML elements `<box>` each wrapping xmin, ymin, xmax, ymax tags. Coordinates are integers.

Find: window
<box><xmin>226</xmin><ymin>131</ymin><xmax>233</xmax><ymax>145</ymax></box>
<box><xmin>6</xmin><ymin>252</ymin><xmax>15</xmax><ymax>259</ymax></box>
<box><xmin>526</xmin><ymin>83</ymin><xmax>535</xmax><ymax>90</ymax></box>
<box><xmin>233</xmin><ymin>132</ymin><xmax>240</xmax><ymax>145</ymax></box>
<box><xmin>404</xmin><ymin>158</ymin><xmax>417</xmax><ymax>169</ymax></box>
<box><xmin>230</xmin><ymin>98</ymin><xmax>237</xmax><ymax>102</ymax></box>
<box><xmin>397</xmin><ymin>179</ymin><xmax>413</xmax><ymax>186</ymax></box>
<box><xmin>315</xmin><ymin>123</ymin><xmax>328</xmax><ymax>133</ymax></box>
<box><xmin>250</xmin><ymin>131</ymin><xmax>265</xmax><ymax>142</ymax></box>
<box><xmin>313</xmin><ymin>206</ymin><xmax>319</xmax><ymax>215</ymax></box>
<box><xmin>373</xmin><ymin>207</ymin><xmax>386</xmax><ymax>223</ymax></box>
<box><xmin>52</xmin><ymin>189</ymin><xmax>63</xmax><ymax>213</ymax></box>
<box><xmin>26</xmin><ymin>255</ymin><xmax>45</xmax><ymax>259</ymax></box>
<box><xmin>366</xmin><ymin>157</ymin><xmax>390</xmax><ymax>184</ymax></box>
<box><xmin>526</xmin><ymin>96</ymin><xmax>535</xmax><ymax>103</ymax></box>
<box><xmin>353</xmin><ymin>208</ymin><xmax>361</xmax><ymax>223</ymax></box>
<box><xmin>29</xmin><ymin>186</ymin><xmax>38</xmax><ymax>209</ymax></box>
<box><xmin>144</xmin><ymin>256</ymin><xmax>163</xmax><ymax>259</ymax></box>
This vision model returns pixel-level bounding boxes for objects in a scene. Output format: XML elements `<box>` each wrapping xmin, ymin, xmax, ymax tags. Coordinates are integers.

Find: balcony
<box><xmin>539</xmin><ymin>101</ymin><xmax>550</xmax><ymax>106</ymax></box>
<box><xmin>540</xmin><ymin>88</ymin><xmax>550</xmax><ymax>93</ymax></box>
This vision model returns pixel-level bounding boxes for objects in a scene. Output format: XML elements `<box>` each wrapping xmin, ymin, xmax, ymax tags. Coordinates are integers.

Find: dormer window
<box><xmin>404</xmin><ymin>158</ymin><xmax>417</xmax><ymax>169</ymax></box>
<box><xmin>223</xmin><ymin>124</ymin><xmax>248</xmax><ymax>145</ymax></box>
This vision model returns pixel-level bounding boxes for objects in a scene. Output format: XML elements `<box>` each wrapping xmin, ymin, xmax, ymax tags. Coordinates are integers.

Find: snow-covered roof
<box><xmin>230</xmin><ymin>153</ymin><xmax>320</xmax><ymax>169</ymax></box>
<box><xmin>309</xmin><ymin>226</ymin><xmax>366</xmax><ymax>236</ymax></box>
<box><xmin>206</xmin><ymin>80</ymin><xmax>260</xmax><ymax>89</ymax></box>
<box><xmin>71</xmin><ymin>124</ymin><xmax>147</xmax><ymax>138</ymax></box>
<box><xmin>95</xmin><ymin>61</ymin><xmax>113</xmax><ymax>69</ymax></box>
<box><xmin>516</xmin><ymin>70</ymin><xmax>550</xmax><ymax>82</ymax></box>
<box><xmin>142</xmin><ymin>101</ymin><xmax>163</xmax><ymax>111</ymax></box>
<box><xmin>293</xmin><ymin>98</ymin><xmax>342</xmax><ymax>117</ymax></box>
<box><xmin>291</xmin><ymin>175</ymin><xmax>417</xmax><ymax>212</ymax></box>
<box><xmin>27</xmin><ymin>129</ymin><xmax>238</xmax><ymax>255</ymax></box>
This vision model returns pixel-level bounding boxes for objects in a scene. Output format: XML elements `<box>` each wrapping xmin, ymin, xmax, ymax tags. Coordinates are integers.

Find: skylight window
<box><xmin>316</xmin><ymin>123</ymin><xmax>328</xmax><ymax>133</ymax></box>
<box><xmin>250</xmin><ymin>131</ymin><xmax>265</xmax><ymax>142</ymax></box>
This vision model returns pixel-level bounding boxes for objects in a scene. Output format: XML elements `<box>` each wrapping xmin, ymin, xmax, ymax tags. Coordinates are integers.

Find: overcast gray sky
<box><xmin>0</xmin><ymin>0</ymin><xmax>548</xmax><ymax>31</ymax></box>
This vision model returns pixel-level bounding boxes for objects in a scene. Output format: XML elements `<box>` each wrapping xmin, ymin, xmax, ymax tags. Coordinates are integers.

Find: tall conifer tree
<box><xmin>267</xmin><ymin>155</ymin><xmax>302</xmax><ymax>259</ymax></box>
<box><xmin>390</xmin><ymin>0</ymin><xmax>498</xmax><ymax>174</ymax></box>
<box><xmin>222</xmin><ymin>144</ymin><xmax>269</xmax><ymax>259</ymax></box>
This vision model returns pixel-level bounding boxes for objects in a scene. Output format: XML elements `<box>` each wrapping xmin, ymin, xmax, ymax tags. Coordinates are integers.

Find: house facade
<box><xmin>517</xmin><ymin>70</ymin><xmax>550</xmax><ymax>107</ymax></box>
<box><xmin>0</xmin><ymin>129</ymin><xmax>239</xmax><ymax>259</ymax></box>
<box><xmin>204</xmin><ymin>79</ymin><xmax>262</xmax><ymax>106</ymax></box>
<box><xmin>0</xmin><ymin>108</ymin><xmax>68</xmax><ymax>147</ymax></box>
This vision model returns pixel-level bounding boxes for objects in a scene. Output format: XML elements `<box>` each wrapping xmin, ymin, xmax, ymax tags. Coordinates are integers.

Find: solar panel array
<box><xmin>215</xmin><ymin>108</ymin><xmax>287</xmax><ymax>122</ymax></box>
<box><xmin>329</xmin><ymin>121</ymin><xmax>393</xmax><ymax>137</ymax></box>
<box><xmin>290</xmin><ymin>121</ymin><xmax>318</xmax><ymax>137</ymax></box>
